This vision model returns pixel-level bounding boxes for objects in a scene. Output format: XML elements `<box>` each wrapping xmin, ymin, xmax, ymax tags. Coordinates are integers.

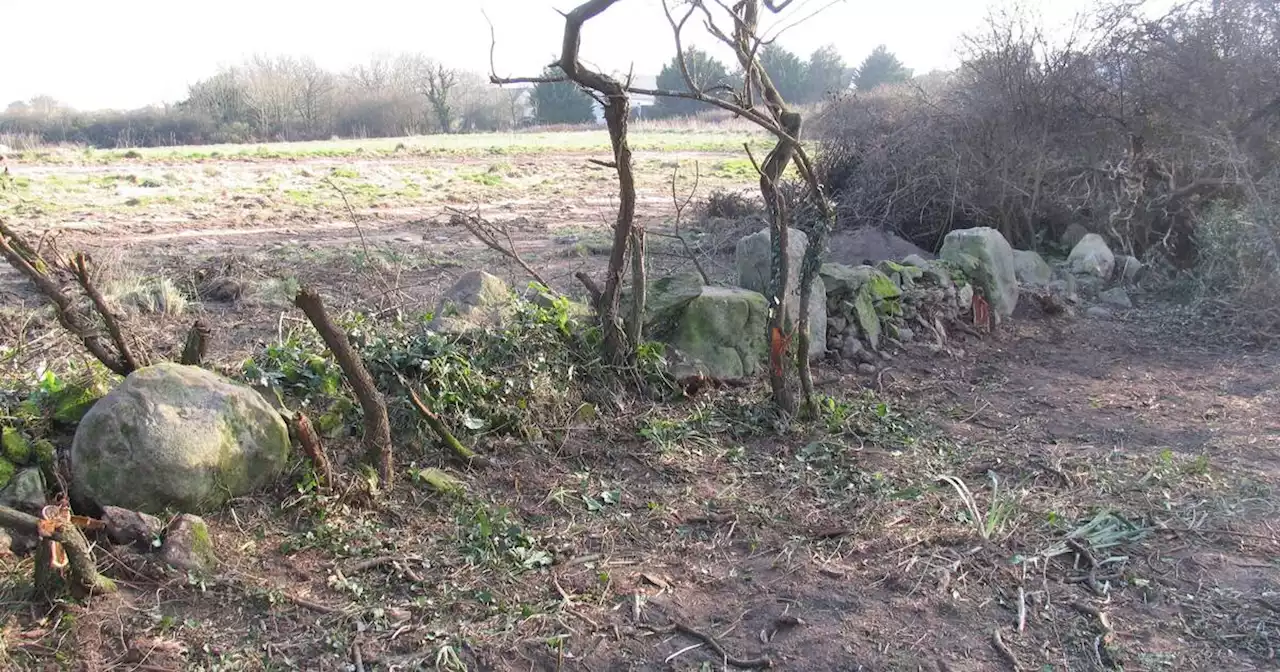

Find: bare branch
<box><xmin>670</xmin><ymin>162</ymin><xmax>711</xmax><ymax>284</ymax></box>
<box><xmin>446</xmin><ymin>206</ymin><xmax>553</xmax><ymax>291</ymax></box>
<box><xmin>69</xmin><ymin>253</ymin><xmax>147</xmax><ymax>373</ymax></box>
<box><xmin>0</xmin><ymin>220</ymin><xmax>132</xmax><ymax>376</ymax></box>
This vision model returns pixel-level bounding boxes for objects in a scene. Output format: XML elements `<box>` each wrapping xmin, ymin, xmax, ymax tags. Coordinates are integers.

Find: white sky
<box><xmin>5</xmin><ymin>0</ymin><xmax>1116</xmax><ymax>110</ymax></box>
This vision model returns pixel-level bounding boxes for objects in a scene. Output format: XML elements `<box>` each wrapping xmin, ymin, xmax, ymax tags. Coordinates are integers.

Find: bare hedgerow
<box><xmin>814</xmin><ymin>0</ymin><xmax>1280</xmax><ymax>264</ymax></box>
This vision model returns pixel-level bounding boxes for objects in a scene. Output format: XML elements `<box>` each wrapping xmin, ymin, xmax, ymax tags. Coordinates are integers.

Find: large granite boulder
<box><xmin>643</xmin><ymin>276</ymin><xmax>768</xmax><ymax>379</ymax></box>
<box><xmin>1068</xmin><ymin>233</ymin><xmax>1116</xmax><ymax>279</ymax></box>
<box><xmin>939</xmin><ymin>227</ymin><xmax>1019</xmax><ymax>317</ymax></box>
<box><xmin>736</xmin><ymin>227</ymin><xmax>826</xmax><ymax>360</ymax></box>
<box><xmin>669</xmin><ymin>287</ymin><xmax>769</xmax><ymax>379</ymax></box>
<box><xmin>71</xmin><ymin>363</ymin><xmax>290</xmax><ymax>514</ymax></box>
<box><xmin>1013</xmin><ymin>250</ymin><xmax>1054</xmax><ymax>287</ymax></box>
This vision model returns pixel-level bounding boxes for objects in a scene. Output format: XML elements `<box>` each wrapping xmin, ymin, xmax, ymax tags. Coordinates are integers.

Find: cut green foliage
<box><xmin>1041</xmin><ymin>510</ymin><xmax>1149</xmax><ymax>560</ymax></box>
<box><xmin>455</xmin><ymin>504</ymin><xmax>552</xmax><ymax>571</ymax></box>
<box><xmin>937</xmin><ymin>471</ymin><xmax>1020</xmax><ymax>541</ymax></box>
<box><xmin>243</xmin><ymin>288</ymin><xmax>671</xmax><ymax>446</ymax></box>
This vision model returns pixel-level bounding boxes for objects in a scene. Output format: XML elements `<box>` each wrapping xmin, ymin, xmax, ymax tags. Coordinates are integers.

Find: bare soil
<box><xmin>1</xmin><ymin>138</ymin><xmax>1277</xmax><ymax>671</ymax></box>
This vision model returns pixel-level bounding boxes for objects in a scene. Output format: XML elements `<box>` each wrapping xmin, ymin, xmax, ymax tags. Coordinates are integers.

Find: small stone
<box><xmin>1086</xmin><ymin>306</ymin><xmax>1113</xmax><ymax>319</ymax></box>
<box><xmin>160</xmin><ymin>514</ymin><xmax>218</xmax><ymax>574</ymax></box>
<box><xmin>1098</xmin><ymin>287</ymin><xmax>1133</xmax><ymax>309</ymax></box>
<box><xmin>897</xmin><ymin>327</ymin><xmax>915</xmax><ymax>342</ymax></box>
<box><xmin>1116</xmin><ymin>255</ymin><xmax>1144</xmax><ymax>285</ymax></box>
<box><xmin>956</xmin><ymin>284</ymin><xmax>974</xmax><ymax>310</ymax></box>
<box><xmin>0</xmin><ymin>468</ymin><xmax>46</xmax><ymax>514</ymax></box>
<box><xmin>856</xmin><ymin>349</ymin><xmax>878</xmax><ymax>365</ymax></box>
<box><xmin>101</xmin><ymin>506</ymin><xmax>164</xmax><ymax>550</ymax></box>
<box><xmin>840</xmin><ymin>334</ymin><xmax>863</xmax><ymax>359</ymax></box>
<box><xmin>857</xmin><ymin>363</ymin><xmax>878</xmax><ymax>375</ymax></box>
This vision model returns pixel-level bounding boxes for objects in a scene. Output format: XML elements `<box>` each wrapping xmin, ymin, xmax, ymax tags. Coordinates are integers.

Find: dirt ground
<box><xmin>0</xmin><ymin>133</ymin><xmax>1277</xmax><ymax>671</ymax></box>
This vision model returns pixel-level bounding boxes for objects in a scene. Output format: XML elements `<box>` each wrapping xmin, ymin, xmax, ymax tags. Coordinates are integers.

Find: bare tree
<box><xmin>293</xmin><ymin>57</ymin><xmax>336</xmax><ymax>139</ymax></box>
<box><xmin>489</xmin><ymin>0</ymin><xmax>834</xmax><ymax>410</ymax></box>
<box><xmin>242</xmin><ymin>55</ymin><xmax>301</xmax><ymax>140</ymax></box>
<box><xmin>490</xmin><ymin>0</ymin><xmax>645</xmax><ymax>366</ymax></box>
<box><xmin>623</xmin><ymin>0</ymin><xmax>835</xmax><ymax>415</ymax></box>
<box><xmin>419</xmin><ymin>62</ymin><xmax>459</xmax><ymax>134</ymax></box>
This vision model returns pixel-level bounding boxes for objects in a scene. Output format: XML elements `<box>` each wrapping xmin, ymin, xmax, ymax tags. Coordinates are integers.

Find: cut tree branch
<box><xmin>292</xmin><ymin>412</ymin><xmax>335</xmax><ymax>489</ymax></box>
<box><xmin>69</xmin><ymin>252</ymin><xmax>147</xmax><ymax>373</ymax></box>
<box><xmin>0</xmin><ymin>505</ymin><xmax>117</xmax><ymax>598</ymax></box>
<box><xmin>180</xmin><ymin>319</ymin><xmax>212</xmax><ymax>366</ymax></box>
<box><xmin>405</xmin><ymin>384</ymin><xmax>490</xmax><ymax>468</ymax></box>
<box><xmin>0</xmin><ymin>220</ymin><xmax>133</xmax><ymax>376</ymax></box>
<box><xmin>294</xmin><ymin>287</ymin><xmax>394</xmax><ymax>489</ymax></box>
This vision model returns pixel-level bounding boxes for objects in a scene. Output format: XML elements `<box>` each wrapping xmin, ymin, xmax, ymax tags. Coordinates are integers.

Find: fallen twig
<box><xmin>404</xmin><ymin>383</ymin><xmax>490</xmax><ymax>468</ymax></box>
<box><xmin>990</xmin><ymin>627</ymin><xmax>1019</xmax><ymax>669</ymax></box>
<box><xmin>649</xmin><ymin>620</ymin><xmax>772</xmax><ymax>669</ymax></box>
<box><xmin>1017</xmin><ymin>586</ymin><xmax>1027</xmax><ymax>633</ymax></box>
<box><xmin>1069</xmin><ymin>601</ymin><xmax>1113</xmax><ymax>634</ymax></box>
<box><xmin>1066</xmin><ymin>538</ymin><xmax>1105</xmax><ymax>596</ymax></box>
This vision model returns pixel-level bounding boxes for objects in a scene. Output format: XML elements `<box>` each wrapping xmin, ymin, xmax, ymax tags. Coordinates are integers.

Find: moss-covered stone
<box><xmin>0</xmin><ymin>457</ymin><xmax>14</xmax><ymax>490</ymax></box>
<box><xmin>428</xmin><ymin>270</ymin><xmax>516</xmax><ymax>333</ymax></box>
<box><xmin>33</xmin><ymin>439</ymin><xmax>55</xmax><ymax>470</ymax></box>
<box><xmin>0</xmin><ymin>467</ymin><xmax>46</xmax><ymax>511</ymax></box>
<box><xmin>160</xmin><ymin>514</ymin><xmax>218</xmax><ymax>574</ymax></box>
<box><xmin>50</xmin><ymin>379</ymin><xmax>110</xmax><ymax>426</ymax></box>
<box><xmin>865</xmin><ymin>270</ymin><xmax>903</xmax><ymax>302</ymax></box>
<box><xmin>849</xmin><ymin>288</ymin><xmax>882</xmax><ymax>350</ymax></box>
<box><xmin>939</xmin><ymin>227</ymin><xmax>1019</xmax><ymax>317</ymax></box>
<box><xmin>819</xmin><ymin>262</ymin><xmax>867</xmax><ymax>297</ymax></box>
<box><xmin>70</xmin><ymin>363</ymin><xmax>289</xmax><ymax>514</ymax></box>
<box><xmin>668</xmin><ymin>287</ymin><xmax>768</xmax><ymax>379</ymax></box>
<box><xmin>633</xmin><ymin>272</ymin><xmax>705</xmax><ymax>336</ymax></box>
<box><xmin>822</xmin><ymin>263</ymin><xmax>901</xmax><ymax>300</ymax></box>
<box><xmin>2</xmin><ymin>427</ymin><xmax>31</xmax><ymax>464</ymax></box>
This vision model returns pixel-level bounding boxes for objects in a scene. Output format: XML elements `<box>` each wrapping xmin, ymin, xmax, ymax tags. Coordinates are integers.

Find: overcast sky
<box><xmin>6</xmin><ymin>0</ymin><xmax>1118</xmax><ymax>110</ymax></box>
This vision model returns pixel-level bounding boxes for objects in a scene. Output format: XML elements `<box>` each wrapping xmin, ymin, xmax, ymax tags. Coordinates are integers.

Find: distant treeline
<box><xmin>0</xmin><ymin>42</ymin><xmax>908</xmax><ymax>149</ymax></box>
